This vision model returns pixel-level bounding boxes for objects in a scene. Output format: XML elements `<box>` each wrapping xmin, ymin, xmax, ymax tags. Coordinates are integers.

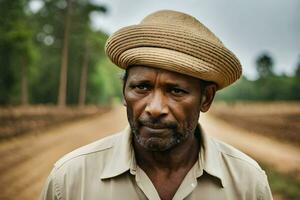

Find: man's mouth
<box><xmin>139</xmin><ymin>119</ymin><xmax>177</xmax><ymax>129</ymax></box>
<box><xmin>142</xmin><ymin>125</ymin><xmax>170</xmax><ymax>134</ymax></box>
<box><xmin>142</xmin><ymin>123</ymin><xmax>169</xmax><ymax>129</ymax></box>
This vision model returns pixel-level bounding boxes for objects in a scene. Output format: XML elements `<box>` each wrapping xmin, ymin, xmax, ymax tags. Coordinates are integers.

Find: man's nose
<box><xmin>145</xmin><ymin>91</ymin><xmax>168</xmax><ymax>118</ymax></box>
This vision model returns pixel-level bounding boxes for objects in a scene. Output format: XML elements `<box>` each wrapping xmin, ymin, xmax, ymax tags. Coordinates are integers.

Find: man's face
<box><xmin>123</xmin><ymin>66</ymin><xmax>203</xmax><ymax>151</ymax></box>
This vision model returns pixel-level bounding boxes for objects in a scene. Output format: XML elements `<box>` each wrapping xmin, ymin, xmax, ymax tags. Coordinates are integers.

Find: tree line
<box><xmin>216</xmin><ymin>53</ymin><xmax>300</xmax><ymax>101</ymax></box>
<box><xmin>0</xmin><ymin>0</ymin><xmax>122</xmax><ymax>106</ymax></box>
<box><xmin>1</xmin><ymin>1</ymin><xmax>299</xmax><ymax>106</ymax></box>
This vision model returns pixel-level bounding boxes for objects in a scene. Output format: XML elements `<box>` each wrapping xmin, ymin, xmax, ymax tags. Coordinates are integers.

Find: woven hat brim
<box><xmin>117</xmin><ymin>47</ymin><xmax>228</xmax><ymax>88</ymax></box>
<box><xmin>105</xmin><ymin>24</ymin><xmax>242</xmax><ymax>89</ymax></box>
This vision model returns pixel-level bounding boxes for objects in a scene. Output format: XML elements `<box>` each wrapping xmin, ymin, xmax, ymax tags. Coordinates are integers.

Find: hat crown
<box><xmin>140</xmin><ymin>10</ymin><xmax>222</xmax><ymax>45</ymax></box>
<box><xmin>105</xmin><ymin>9</ymin><xmax>242</xmax><ymax>90</ymax></box>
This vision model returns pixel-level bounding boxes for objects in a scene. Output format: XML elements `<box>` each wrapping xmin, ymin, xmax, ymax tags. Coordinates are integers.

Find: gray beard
<box><xmin>126</xmin><ymin>106</ymin><xmax>200</xmax><ymax>152</ymax></box>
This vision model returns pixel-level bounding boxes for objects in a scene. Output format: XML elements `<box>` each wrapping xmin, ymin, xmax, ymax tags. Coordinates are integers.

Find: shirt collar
<box><xmin>198</xmin><ymin>125</ymin><xmax>226</xmax><ymax>187</ymax></box>
<box><xmin>100</xmin><ymin>126</ymin><xmax>135</xmax><ymax>179</ymax></box>
<box><xmin>100</xmin><ymin>124</ymin><xmax>225</xmax><ymax>187</ymax></box>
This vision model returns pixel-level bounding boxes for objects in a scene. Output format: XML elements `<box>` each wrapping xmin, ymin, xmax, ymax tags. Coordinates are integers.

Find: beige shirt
<box><xmin>40</xmin><ymin>125</ymin><xmax>273</xmax><ymax>200</ymax></box>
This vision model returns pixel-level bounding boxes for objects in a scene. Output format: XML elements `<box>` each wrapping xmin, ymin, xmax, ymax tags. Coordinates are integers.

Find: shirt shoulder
<box><xmin>40</xmin><ymin>130</ymin><xmax>132</xmax><ymax>200</ymax></box>
<box><xmin>54</xmin><ymin>131</ymin><xmax>122</xmax><ymax>169</ymax></box>
<box><xmin>213</xmin><ymin>138</ymin><xmax>263</xmax><ymax>172</ymax></box>
<box><xmin>210</xmin><ymin>138</ymin><xmax>272</xmax><ymax>199</ymax></box>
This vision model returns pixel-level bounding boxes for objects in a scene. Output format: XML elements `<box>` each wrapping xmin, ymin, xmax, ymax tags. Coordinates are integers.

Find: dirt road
<box><xmin>0</xmin><ymin>106</ymin><xmax>299</xmax><ymax>200</ymax></box>
<box><xmin>0</xmin><ymin>107</ymin><xmax>128</xmax><ymax>200</ymax></box>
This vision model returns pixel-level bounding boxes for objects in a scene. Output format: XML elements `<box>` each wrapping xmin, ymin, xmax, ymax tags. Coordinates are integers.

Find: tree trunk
<box><xmin>21</xmin><ymin>57</ymin><xmax>28</xmax><ymax>106</ymax></box>
<box><xmin>78</xmin><ymin>43</ymin><xmax>89</xmax><ymax>107</ymax></box>
<box><xmin>58</xmin><ymin>0</ymin><xmax>72</xmax><ymax>107</ymax></box>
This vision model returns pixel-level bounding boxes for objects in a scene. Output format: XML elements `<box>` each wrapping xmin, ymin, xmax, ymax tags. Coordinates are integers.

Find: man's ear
<box><xmin>200</xmin><ymin>84</ymin><xmax>217</xmax><ymax>112</ymax></box>
<box><xmin>122</xmin><ymin>86</ymin><xmax>127</xmax><ymax>107</ymax></box>
<box><xmin>122</xmin><ymin>97</ymin><xmax>127</xmax><ymax>106</ymax></box>
<box><xmin>122</xmin><ymin>77</ymin><xmax>127</xmax><ymax>107</ymax></box>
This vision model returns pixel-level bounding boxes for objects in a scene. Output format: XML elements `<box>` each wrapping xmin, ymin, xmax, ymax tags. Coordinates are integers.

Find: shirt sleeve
<box><xmin>259</xmin><ymin>171</ymin><xmax>273</xmax><ymax>200</ymax></box>
<box><xmin>39</xmin><ymin>168</ymin><xmax>60</xmax><ymax>200</ymax></box>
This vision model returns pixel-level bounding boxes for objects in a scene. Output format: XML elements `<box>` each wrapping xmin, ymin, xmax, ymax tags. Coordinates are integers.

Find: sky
<box><xmin>89</xmin><ymin>0</ymin><xmax>300</xmax><ymax>79</ymax></box>
<box><xmin>29</xmin><ymin>0</ymin><xmax>300</xmax><ymax>79</ymax></box>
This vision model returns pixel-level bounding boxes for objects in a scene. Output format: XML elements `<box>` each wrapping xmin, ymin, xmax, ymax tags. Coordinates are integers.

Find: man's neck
<box><xmin>133</xmin><ymin>132</ymin><xmax>200</xmax><ymax>173</ymax></box>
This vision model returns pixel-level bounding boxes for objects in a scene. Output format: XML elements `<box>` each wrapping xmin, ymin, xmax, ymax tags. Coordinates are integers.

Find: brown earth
<box><xmin>0</xmin><ymin>107</ymin><xmax>128</xmax><ymax>200</ymax></box>
<box><xmin>209</xmin><ymin>102</ymin><xmax>300</xmax><ymax>145</ymax></box>
<box><xmin>200</xmin><ymin>113</ymin><xmax>300</xmax><ymax>178</ymax></box>
<box><xmin>0</xmin><ymin>105</ymin><xmax>110</xmax><ymax>140</ymax></box>
<box><xmin>0</xmin><ymin>105</ymin><xmax>299</xmax><ymax>200</ymax></box>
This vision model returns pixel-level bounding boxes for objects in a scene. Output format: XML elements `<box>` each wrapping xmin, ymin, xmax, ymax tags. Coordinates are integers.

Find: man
<box><xmin>40</xmin><ymin>10</ymin><xmax>272</xmax><ymax>200</ymax></box>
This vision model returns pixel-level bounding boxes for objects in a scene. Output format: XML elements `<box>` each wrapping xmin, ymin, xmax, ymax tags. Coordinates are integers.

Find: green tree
<box><xmin>0</xmin><ymin>0</ymin><xmax>36</xmax><ymax>105</ymax></box>
<box><xmin>216</xmin><ymin>54</ymin><xmax>300</xmax><ymax>101</ymax></box>
<box><xmin>30</xmin><ymin>0</ymin><xmax>109</xmax><ymax>105</ymax></box>
<box><xmin>295</xmin><ymin>58</ymin><xmax>300</xmax><ymax>78</ymax></box>
<box><xmin>71</xmin><ymin>1</ymin><xmax>107</xmax><ymax>106</ymax></box>
<box><xmin>256</xmin><ymin>53</ymin><xmax>274</xmax><ymax>79</ymax></box>
<box><xmin>57</xmin><ymin>0</ymin><xmax>73</xmax><ymax>107</ymax></box>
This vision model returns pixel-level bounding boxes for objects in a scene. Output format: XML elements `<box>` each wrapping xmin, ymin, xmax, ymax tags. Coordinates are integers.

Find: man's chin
<box><xmin>137</xmin><ymin>137</ymin><xmax>176</xmax><ymax>152</ymax></box>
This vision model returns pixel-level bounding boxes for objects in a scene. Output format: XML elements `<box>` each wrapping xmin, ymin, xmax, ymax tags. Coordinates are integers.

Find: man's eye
<box><xmin>136</xmin><ymin>85</ymin><xmax>148</xmax><ymax>90</ymax></box>
<box><xmin>170</xmin><ymin>88</ymin><xmax>186</xmax><ymax>95</ymax></box>
<box><xmin>130</xmin><ymin>84</ymin><xmax>150</xmax><ymax>92</ymax></box>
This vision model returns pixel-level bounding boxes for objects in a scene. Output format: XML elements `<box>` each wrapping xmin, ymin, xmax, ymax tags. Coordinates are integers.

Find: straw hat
<box><xmin>105</xmin><ymin>10</ymin><xmax>242</xmax><ymax>90</ymax></box>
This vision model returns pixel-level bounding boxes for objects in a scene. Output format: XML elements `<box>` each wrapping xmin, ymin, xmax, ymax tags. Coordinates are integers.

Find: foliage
<box><xmin>256</xmin><ymin>53</ymin><xmax>274</xmax><ymax>79</ymax></box>
<box><xmin>262</xmin><ymin>165</ymin><xmax>300</xmax><ymax>200</ymax></box>
<box><xmin>30</xmin><ymin>0</ymin><xmax>110</xmax><ymax>105</ymax></box>
<box><xmin>0</xmin><ymin>0</ymin><xmax>122</xmax><ymax>106</ymax></box>
<box><xmin>296</xmin><ymin>59</ymin><xmax>300</xmax><ymax>78</ymax></box>
<box><xmin>88</xmin><ymin>57</ymin><xmax>123</xmax><ymax>104</ymax></box>
<box><xmin>216</xmin><ymin>75</ymin><xmax>300</xmax><ymax>101</ymax></box>
<box><xmin>1</xmin><ymin>1</ymin><xmax>299</xmax><ymax>105</ymax></box>
<box><xmin>0</xmin><ymin>0</ymin><xmax>36</xmax><ymax>104</ymax></box>
<box><xmin>216</xmin><ymin>55</ymin><xmax>300</xmax><ymax>102</ymax></box>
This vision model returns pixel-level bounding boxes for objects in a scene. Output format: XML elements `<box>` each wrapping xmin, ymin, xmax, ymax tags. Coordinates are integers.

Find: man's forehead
<box><xmin>127</xmin><ymin>66</ymin><xmax>198</xmax><ymax>82</ymax></box>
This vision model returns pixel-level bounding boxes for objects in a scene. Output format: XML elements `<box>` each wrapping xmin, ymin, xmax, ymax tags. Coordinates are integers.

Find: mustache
<box><xmin>138</xmin><ymin>116</ymin><xmax>177</xmax><ymax>129</ymax></box>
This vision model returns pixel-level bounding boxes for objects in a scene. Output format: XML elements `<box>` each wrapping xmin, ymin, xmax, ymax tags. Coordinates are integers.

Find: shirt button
<box><xmin>191</xmin><ymin>183</ymin><xmax>196</xmax><ymax>187</ymax></box>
